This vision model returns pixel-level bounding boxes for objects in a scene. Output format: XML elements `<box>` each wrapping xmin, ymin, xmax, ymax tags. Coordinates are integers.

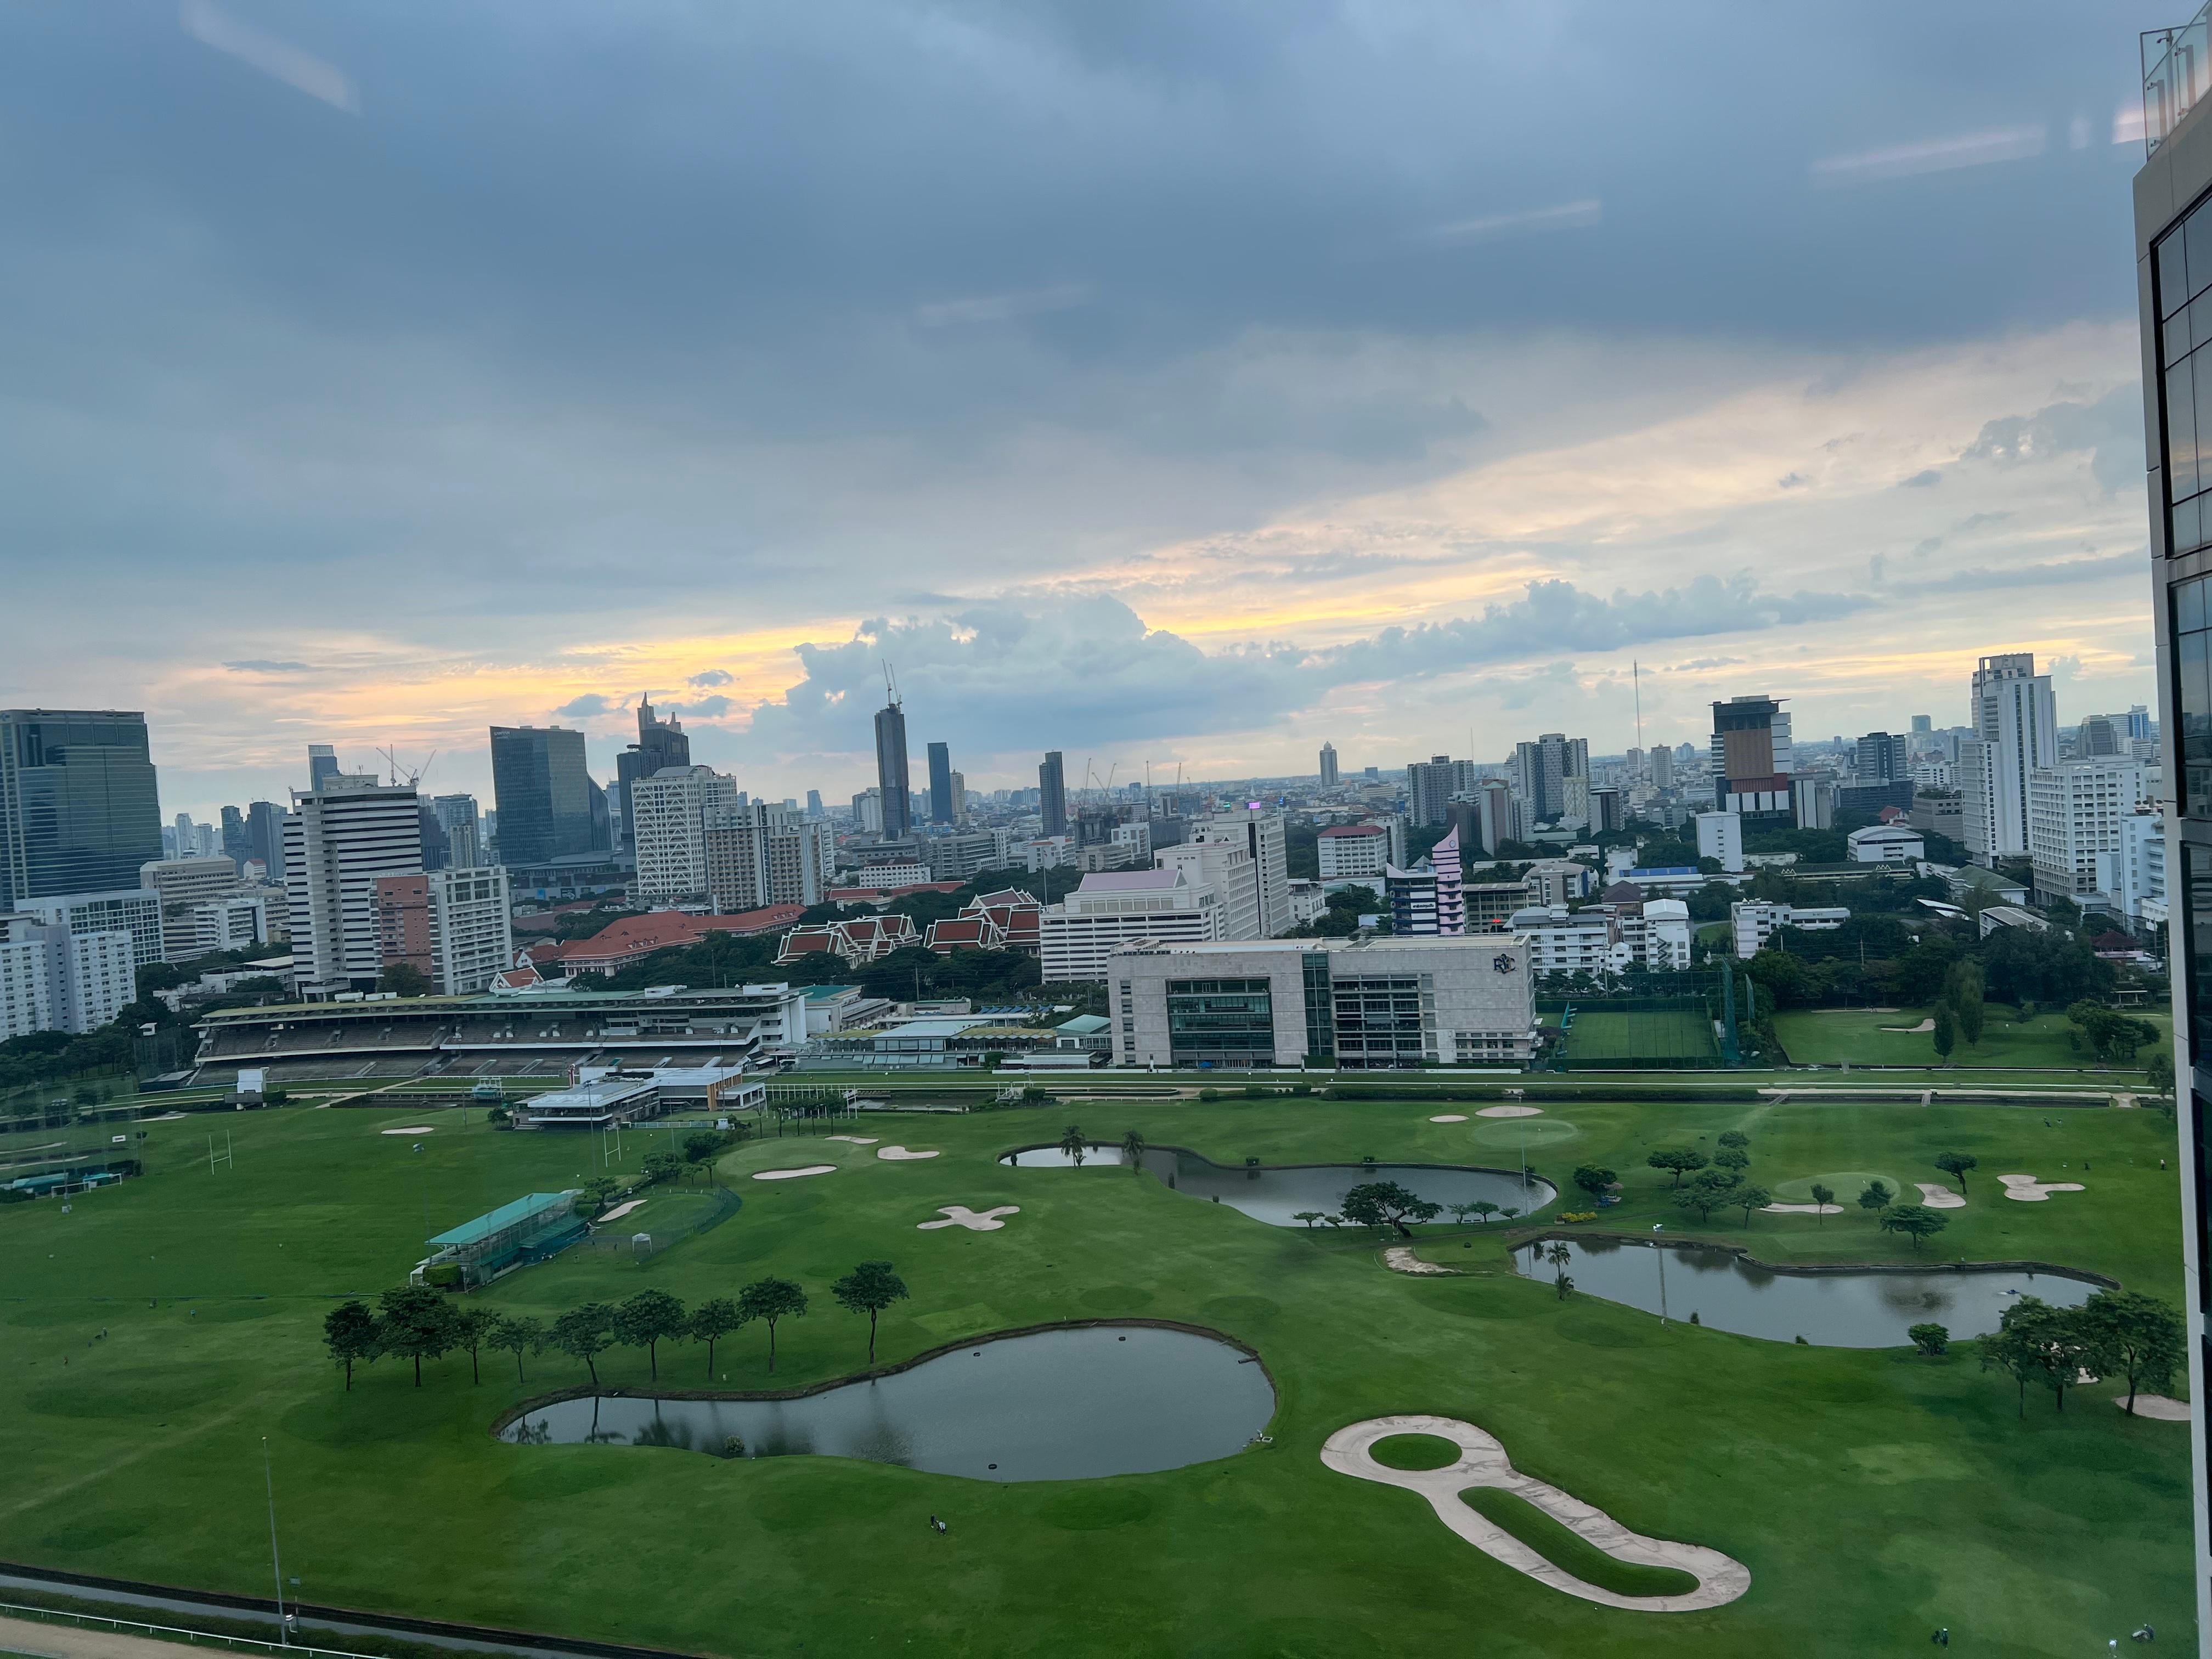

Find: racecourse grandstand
<box><xmin>190</xmin><ymin>983</ymin><xmax>810</xmax><ymax>1088</ymax></box>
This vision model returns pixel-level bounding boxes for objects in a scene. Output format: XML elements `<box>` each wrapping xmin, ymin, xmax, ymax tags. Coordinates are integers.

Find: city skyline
<box><xmin>0</xmin><ymin>5</ymin><xmax>2177</xmax><ymax>819</ymax></box>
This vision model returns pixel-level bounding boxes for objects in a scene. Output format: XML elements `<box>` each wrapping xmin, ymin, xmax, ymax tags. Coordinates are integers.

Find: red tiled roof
<box><xmin>827</xmin><ymin>881</ymin><xmax>963</xmax><ymax>902</ymax></box>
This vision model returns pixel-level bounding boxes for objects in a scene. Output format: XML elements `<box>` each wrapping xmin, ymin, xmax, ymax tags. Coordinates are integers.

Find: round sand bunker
<box><xmin>1476</xmin><ymin>1105</ymin><xmax>1542</xmax><ymax>1119</ymax></box>
<box><xmin>1429</xmin><ymin>1114</ymin><xmax>1469</xmax><ymax>1124</ymax></box>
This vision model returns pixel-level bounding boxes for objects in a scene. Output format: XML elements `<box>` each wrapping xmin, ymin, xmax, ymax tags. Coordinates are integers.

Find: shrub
<box><xmin>1908</xmin><ymin>1322</ymin><xmax>1949</xmax><ymax>1357</ymax></box>
<box><xmin>1198</xmin><ymin>1088</ymin><xmax>1221</xmax><ymax>1101</ymax></box>
<box><xmin>423</xmin><ymin>1263</ymin><xmax>462</xmax><ymax>1290</ymax></box>
<box><xmin>1560</xmin><ymin>1210</ymin><xmax>1598</xmax><ymax>1223</ymax></box>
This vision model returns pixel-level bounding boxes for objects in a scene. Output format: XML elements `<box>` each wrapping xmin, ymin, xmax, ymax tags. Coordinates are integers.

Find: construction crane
<box><xmin>882</xmin><ymin>659</ymin><xmax>900</xmax><ymax>707</ymax></box>
<box><xmin>376</xmin><ymin>746</ymin><xmax>438</xmax><ymax>789</ymax></box>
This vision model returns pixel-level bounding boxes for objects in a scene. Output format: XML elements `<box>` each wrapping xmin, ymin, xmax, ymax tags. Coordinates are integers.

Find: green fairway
<box><xmin>0</xmin><ymin>1095</ymin><xmax>2193</xmax><ymax>1656</ymax></box>
<box><xmin>1771</xmin><ymin>1005</ymin><xmax>2169</xmax><ymax>1073</ymax></box>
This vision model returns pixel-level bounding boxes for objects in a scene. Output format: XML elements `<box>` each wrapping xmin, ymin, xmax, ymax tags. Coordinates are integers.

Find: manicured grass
<box><xmin>1565</xmin><ymin>1007</ymin><xmax>1717</xmax><ymax>1063</ymax></box>
<box><xmin>1369</xmin><ymin>1433</ymin><xmax>1461</xmax><ymax>1471</ymax></box>
<box><xmin>1459</xmin><ymin>1486</ymin><xmax>1702</xmax><ymax>1599</ymax></box>
<box><xmin>0</xmin><ymin>1094</ymin><xmax>2193</xmax><ymax>1656</ymax></box>
<box><xmin>1771</xmin><ymin>1005</ymin><xmax>2168</xmax><ymax>1073</ymax></box>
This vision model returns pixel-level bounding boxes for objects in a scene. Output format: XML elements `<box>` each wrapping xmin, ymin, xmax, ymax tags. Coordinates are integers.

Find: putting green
<box><xmin>1771</xmin><ymin>1171</ymin><xmax>1910</xmax><ymax>1206</ymax></box>
<box><xmin>1471</xmin><ymin>1118</ymin><xmax>1580</xmax><ymax>1149</ymax></box>
<box><xmin>1369</xmin><ymin>1433</ymin><xmax>1462</xmax><ymax>1471</ymax></box>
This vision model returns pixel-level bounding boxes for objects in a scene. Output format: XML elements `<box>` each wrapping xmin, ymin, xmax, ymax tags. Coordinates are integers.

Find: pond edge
<box><xmin>489</xmin><ymin>1316</ymin><xmax>1276</xmax><ymax>1439</ymax></box>
<box><xmin>1504</xmin><ymin>1229</ymin><xmax>2120</xmax><ymax>1289</ymax></box>
<box><xmin>998</xmin><ymin>1141</ymin><xmax>1561</xmax><ymax>1196</ymax></box>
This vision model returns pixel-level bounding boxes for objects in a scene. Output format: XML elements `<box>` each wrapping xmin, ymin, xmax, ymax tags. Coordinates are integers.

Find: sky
<box><xmin>0</xmin><ymin>1</ymin><xmax>2180</xmax><ymax>819</ymax></box>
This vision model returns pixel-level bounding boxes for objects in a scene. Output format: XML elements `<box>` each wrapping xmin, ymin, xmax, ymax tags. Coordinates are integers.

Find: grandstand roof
<box><xmin>429</xmin><ymin>1191</ymin><xmax>578</xmax><ymax>1248</ymax></box>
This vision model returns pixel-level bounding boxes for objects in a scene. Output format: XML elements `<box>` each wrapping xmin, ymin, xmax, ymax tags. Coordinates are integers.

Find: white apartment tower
<box><xmin>284</xmin><ymin>775</ymin><xmax>424</xmax><ymax>996</ymax></box>
<box><xmin>0</xmin><ymin>912</ymin><xmax>136</xmax><ymax>1039</ymax></box>
<box><xmin>1157</xmin><ymin>837</ymin><xmax>1261</xmax><ymax>940</ymax></box>
<box><xmin>1961</xmin><ymin>653</ymin><xmax>2059</xmax><ymax>863</ymax></box>
<box><xmin>2027</xmin><ymin>759</ymin><xmax>2148</xmax><ymax>907</ymax></box>
<box><xmin>704</xmin><ymin>802</ymin><xmax>835</xmax><ymax>912</ymax></box>
<box><xmin>630</xmin><ymin>766</ymin><xmax>741</xmax><ymax>902</ymax></box>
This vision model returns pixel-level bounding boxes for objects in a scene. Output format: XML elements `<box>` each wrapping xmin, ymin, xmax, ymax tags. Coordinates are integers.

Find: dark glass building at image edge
<box><xmin>2136</xmin><ymin>11</ymin><xmax>2212</xmax><ymax>1633</ymax></box>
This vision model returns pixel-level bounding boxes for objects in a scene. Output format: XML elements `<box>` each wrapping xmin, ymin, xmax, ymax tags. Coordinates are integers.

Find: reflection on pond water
<box><xmin>1000</xmin><ymin>1144</ymin><xmax>1556</xmax><ymax>1227</ymax></box>
<box><xmin>500</xmin><ymin>1324</ymin><xmax>1274</xmax><ymax>1482</ymax></box>
<box><xmin>1516</xmin><ymin>1238</ymin><xmax>2098</xmax><ymax>1347</ymax></box>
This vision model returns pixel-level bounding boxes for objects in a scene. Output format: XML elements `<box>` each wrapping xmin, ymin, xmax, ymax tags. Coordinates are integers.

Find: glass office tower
<box><xmin>2135</xmin><ymin>15</ymin><xmax>2212</xmax><ymax>1625</ymax></box>
<box><xmin>488</xmin><ymin>725</ymin><xmax>601</xmax><ymax>865</ymax></box>
<box><xmin>0</xmin><ymin>709</ymin><xmax>162</xmax><ymax>909</ymax></box>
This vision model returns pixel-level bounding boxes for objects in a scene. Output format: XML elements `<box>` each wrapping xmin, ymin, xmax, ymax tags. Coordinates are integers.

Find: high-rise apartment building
<box><xmin>1709</xmin><ymin>696</ymin><xmax>1794</xmax><ymax>823</ymax></box>
<box><xmin>704</xmin><ymin>801</ymin><xmax>834</xmax><ymax>912</ymax></box>
<box><xmin>1156</xmin><ymin>837</ymin><xmax>1260</xmax><ymax>940</ymax></box>
<box><xmin>2028</xmin><ymin>760</ymin><xmax>2148</xmax><ymax>907</ymax></box>
<box><xmin>1039</xmin><ymin>752</ymin><xmax>1068</xmax><ymax>838</ymax></box>
<box><xmin>630</xmin><ymin>765</ymin><xmax>741</xmax><ymax>901</ymax></box>
<box><xmin>307</xmin><ymin>744</ymin><xmax>340</xmax><ymax>790</ymax></box>
<box><xmin>1649</xmin><ymin>744</ymin><xmax>1674</xmax><ymax>789</ymax></box>
<box><xmin>431</xmin><ymin>794</ymin><xmax>482</xmax><ymax>869</ymax></box>
<box><xmin>0</xmin><ymin>709</ymin><xmax>162</xmax><ymax>910</ymax></box>
<box><xmin>1190</xmin><ymin>809</ymin><xmax>1290</xmax><ymax>937</ymax></box>
<box><xmin>1855</xmin><ymin>731</ymin><xmax>1908</xmax><ymax>783</ymax></box>
<box><xmin>2132</xmin><ymin>68</ymin><xmax>2212</xmax><ymax>1617</ymax></box>
<box><xmin>1510</xmin><ymin>733</ymin><xmax>1589</xmax><ymax>822</ymax></box>
<box><xmin>21</xmin><ymin>888</ymin><xmax>165</xmax><ymax>972</ymax></box>
<box><xmin>0</xmin><ymin>911</ymin><xmax>136</xmax><ymax>1039</ymax></box>
<box><xmin>489</xmin><ymin>726</ymin><xmax>602</xmax><ymax>864</ymax></box>
<box><xmin>219</xmin><ymin>805</ymin><xmax>249</xmax><ymax>864</ymax></box>
<box><xmin>874</xmin><ymin>696</ymin><xmax>911</xmax><ymax>841</ymax></box>
<box><xmin>1959</xmin><ymin>655</ymin><xmax>2058</xmax><ymax>863</ymax></box>
<box><xmin>374</xmin><ymin>866</ymin><xmax>514</xmax><ymax>994</ymax></box>
<box><xmin>284</xmin><ymin>775</ymin><xmax>424</xmax><ymax>996</ymax></box>
<box><xmin>614</xmin><ymin>697</ymin><xmax>690</xmax><ymax>848</ymax></box>
<box><xmin>1318</xmin><ymin>742</ymin><xmax>1339</xmax><ymax>787</ymax></box>
<box><xmin>1406</xmin><ymin>756</ymin><xmax>1455</xmax><ymax>827</ymax></box>
<box><xmin>138</xmin><ymin>855</ymin><xmax>243</xmax><ymax>961</ymax></box>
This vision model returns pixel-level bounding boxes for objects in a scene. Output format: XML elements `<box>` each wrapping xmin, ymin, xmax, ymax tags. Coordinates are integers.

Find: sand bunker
<box><xmin>596</xmin><ymin>1198</ymin><xmax>647</xmax><ymax>1224</ymax></box>
<box><xmin>1322</xmin><ymin>1415</ymin><xmax>1749</xmax><ymax>1611</ymax></box>
<box><xmin>753</xmin><ymin>1165</ymin><xmax>837</xmax><ymax>1181</ymax></box>
<box><xmin>877</xmin><ymin>1146</ymin><xmax>940</xmax><ymax>1160</ymax></box>
<box><xmin>1999</xmin><ymin>1173</ymin><xmax>2085</xmax><ymax>1203</ymax></box>
<box><xmin>1384</xmin><ymin>1247</ymin><xmax>1460</xmax><ymax>1276</ymax></box>
<box><xmin>1476</xmin><ymin>1105</ymin><xmax>1543</xmax><ymax>1119</ymax></box>
<box><xmin>1913</xmin><ymin>1182</ymin><xmax>1966</xmax><ymax>1209</ymax></box>
<box><xmin>918</xmin><ymin>1204</ymin><xmax>1019</xmax><ymax>1232</ymax></box>
<box><xmin>380</xmin><ymin>1126</ymin><xmax>436</xmax><ymax>1135</ymax></box>
<box><xmin>1429</xmin><ymin>1114</ymin><xmax>1469</xmax><ymax>1124</ymax></box>
<box><xmin>2120</xmin><ymin>1395</ymin><xmax>2191</xmax><ymax>1421</ymax></box>
<box><xmin>1880</xmin><ymin>1018</ymin><xmax>1936</xmax><ymax>1033</ymax></box>
<box><xmin>826</xmin><ymin>1135</ymin><xmax>880</xmax><ymax>1144</ymax></box>
<box><xmin>1762</xmin><ymin>1202</ymin><xmax>1843</xmax><ymax>1215</ymax></box>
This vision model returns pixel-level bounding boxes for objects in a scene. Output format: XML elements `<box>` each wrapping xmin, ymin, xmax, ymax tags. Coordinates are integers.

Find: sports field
<box><xmin>1563</xmin><ymin>1004</ymin><xmax>1719</xmax><ymax>1064</ymax></box>
<box><xmin>0</xmin><ymin>1095</ymin><xmax>2191</xmax><ymax>1655</ymax></box>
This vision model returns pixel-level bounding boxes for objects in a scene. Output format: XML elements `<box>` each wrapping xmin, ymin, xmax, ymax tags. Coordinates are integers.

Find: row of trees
<box><xmin>323</xmin><ymin>1265</ymin><xmax>913</xmax><ymax>1391</ymax></box>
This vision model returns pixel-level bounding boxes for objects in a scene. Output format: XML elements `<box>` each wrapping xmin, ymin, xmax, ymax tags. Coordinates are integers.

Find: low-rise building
<box><xmin>1522</xmin><ymin>857</ymin><xmax>1597</xmax><ymax>907</ymax></box>
<box><xmin>1508</xmin><ymin>905</ymin><xmax>1618</xmax><ymax>977</ymax></box>
<box><xmin>775</xmin><ymin>913</ymin><xmax>920</xmax><ymax>966</ymax></box>
<box><xmin>1730</xmin><ymin>900</ymin><xmax>1849</xmax><ymax>958</ymax></box>
<box><xmin>1105</xmin><ymin>934</ymin><xmax>1537</xmax><ymax>1069</ymax></box>
<box><xmin>1464</xmin><ymin>880</ymin><xmax>1532</xmax><ymax>932</ymax></box>
<box><xmin>1846</xmin><ymin>823</ymin><xmax>1927</xmax><ymax>864</ymax></box>
<box><xmin>1040</xmin><ymin>868</ymin><xmax>1222</xmax><ymax>981</ymax></box>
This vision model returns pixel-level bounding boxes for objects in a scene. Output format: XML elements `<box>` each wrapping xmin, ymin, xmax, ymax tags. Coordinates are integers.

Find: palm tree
<box><xmin>1544</xmin><ymin>1241</ymin><xmax>1575</xmax><ymax>1300</ymax></box>
<box><xmin>1058</xmin><ymin>1123</ymin><xmax>1088</xmax><ymax>1167</ymax></box>
<box><xmin>1120</xmin><ymin>1128</ymin><xmax>1146</xmax><ymax>1172</ymax></box>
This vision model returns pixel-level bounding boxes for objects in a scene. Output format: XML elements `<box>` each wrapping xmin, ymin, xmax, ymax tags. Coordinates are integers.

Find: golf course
<box><xmin>0</xmin><ymin>1091</ymin><xmax>2191</xmax><ymax>1656</ymax></box>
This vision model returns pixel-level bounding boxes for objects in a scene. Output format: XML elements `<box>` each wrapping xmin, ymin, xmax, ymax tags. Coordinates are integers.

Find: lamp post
<box><xmin>1652</xmin><ymin>1223</ymin><xmax>1668</xmax><ymax>1327</ymax></box>
<box><xmin>262</xmin><ymin>1436</ymin><xmax>287</xmax><ymax>1646</ymax></box>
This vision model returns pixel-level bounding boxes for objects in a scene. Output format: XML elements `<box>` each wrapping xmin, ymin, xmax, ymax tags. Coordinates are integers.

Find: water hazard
<box><xmin>1515</xmin><ymin>1238</ymin><xmax>2099</xmax><ymax>1347</ymax></box>
<box><xmin>1000</xmin><ymin>1143</ymin><xmax>1555</xmax><ymax>1227</ymax></box>
<box><xmin>499</xmin><ymin>1324</ymin><xmax>1274</xmax><ymax>1482</ymax></box>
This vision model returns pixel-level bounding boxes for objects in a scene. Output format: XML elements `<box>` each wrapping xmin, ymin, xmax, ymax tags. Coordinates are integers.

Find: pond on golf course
<box><xmin>499</xmin><ymin>1324</ymin><xmax>1274</xmax><ymax>1482</ymax></box>
<box><xmin>1514</xmin><ymin>1238</ymin><xmax>2100</xmax><ymax>1346</ymax></box>
<box><xmin>998</xmin><ymin>1143</ymin><xmax>1556</xmax><ymax>1227</ymax></box>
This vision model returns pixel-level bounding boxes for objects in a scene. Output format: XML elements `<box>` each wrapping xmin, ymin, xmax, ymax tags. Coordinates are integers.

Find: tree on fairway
<box><xmin>682</xmin><ymin>1131</ymin><xmax>724</xmax><ymax>1164</ymax></box>
<box><xmin>1982</xmin><ymin>1296</ymin><xmax>2089</xmax><ymax>1417</ymax></box>
<box><xmin>323</xmin><ymin>1300</ymin><xmax>379</xmax><ymax>1391</ymax></box>
<box><xmin>1932</xmin><ymin>1152</ymin><xmax>1977</xmax><ymax>1195</ymax></box>
<box><xmin>1908</xmin><ymin>1323</ymin><xmax>1949</xmax><ymax>1358</ymax></box>
<box><xmin>1544</xmin><ymin>1242</ymin><xmax>1574</xmax><ymax>1300</ymax></box>
<box><xmin>1647</xmin><ymin>1148</ymin><xmax>1708</xmax><ymax>1187</ymax></box>
<box><xmin>550</xmin><ymin>1304</ymin><xmax>617</xmax><ymax>1387</ymax></box>
<box><xmin>2148</xmin><ymin>1050</ymin><xmax>2176</xmax><ymax>1100</ymax></box>
<box><xmin>735</xmin><ymin>1277</ymin><xmax>808</xmax><ymax>1374</ymax></box>
<box><xmin>452</xmin><ymin>1305</ymin><xmax>499</xmax><ymax>1384</ymax></box>
<box><xmin>1340</xmin><ymin>1180</ymin><xmax>1443</xmax><ymax>1238</ymax></box>
<box><xmin>2079</xmin><ymin>1289</ymin><xmax>2186</xmax><ymax>1416</ymax></box>
<box><xmin>1571</xmin><ymin>1164</ymin><xmax>1617</xmax><ymax>1203</ymax></box>
<box><xmin>1471</xmin><ymin>1201</ymin><xmax>1501</xmax><ymax>1226</ymax></box>
<box><xmin>689</xmin><ymin>1297</ymin><xmax>742</xmax><ymax>1376</ymax></box>
<box><xmin>1947</xmin><ymin>961</ymin><xmax>1986</xmax><ymax>1047</ymax></box>
<box><xmin>1500</xmin><ymin>1206</ymin><xmax>1521</xmax><ymax>1222</ymax></box>
<box><xmin>1733</xmin><ymin>1184</ymin><xmax>1772</xmax><ymax>1226</ymax></box>
<box><xmin>1292</xmin><ymin>1210</ymin><xmax>1325</xmax><ymax>1229</ymax></box>
<box><xmin>1716</xmin><ymin>1130</ymin><xmax>1750</xmax><ymax>1152</ymax></box>
<box><xmin>1932</xmin><ymin>1001</ymin><xmax>1957</xmax><ymax>1062</ymax></box>
<box><xmin>832</xmin><ymin>1261</ymin><xmax>911</xmax><ymax>1364</ymax></box>
<box><xmin>1058</xmin><ymin>1124</ymin><xmax>1088</xmax><ymax>1167</ymax></box>
<box><xmin>377</xmin><ymin>1285</ymin><xmax>460</xmax><ymax>1387</ymax></box>
<box><xmin>1857</xmin><ymin>1180</ymin><xmax>1893</xmax><ymax>1211</ymax></box>
<box><xmin>642</xmin><ymin>1150</ymin><xmax>684</xmax><ymax>1186</ymax></box>
<box><xmin>1878</xmin><ymin>1204</ymin><xmax>1949</xmax><ymax>1251</ymax></box>
<box><xmin>1809</xmin><ymin>1182</ymin><xmax>1837</xmax><ymax>1226</ymax></box>
<box><xmin>615</xmin><ymin>1289</ymin><xmax>689</xmax><ymax>1382</ymax></box>
<box><xmin>487</xmin><ymin>1315</ymin><xmax>544</xmax><ymax>1385</ymax></box>
<box><xmin>1674</xmin><ymin>1185</ymin><xmax>1729</xmax><ymax>1223</ymax></box>
<box><xmin>1712</xmin><ymin>1146</ymin><xmax>1750</xmax><ymax>1173</ymax></box>
<box><xmin>1120</xmin><ymin>1128</ymin><xmax>1145</xmax><ymax>1171</ymax></box>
